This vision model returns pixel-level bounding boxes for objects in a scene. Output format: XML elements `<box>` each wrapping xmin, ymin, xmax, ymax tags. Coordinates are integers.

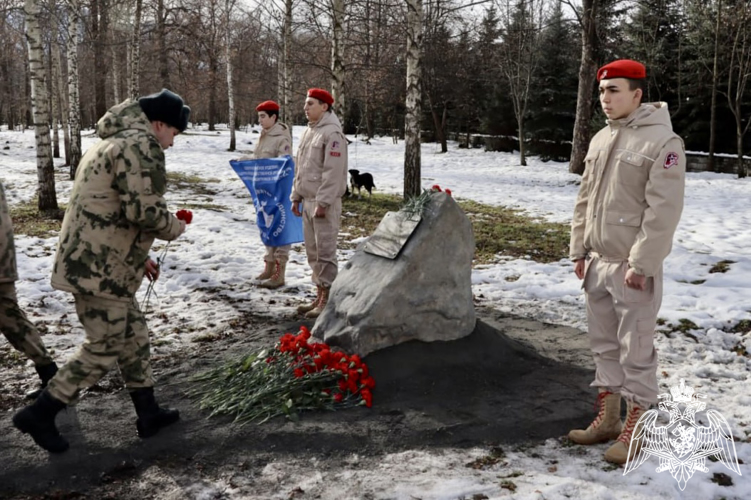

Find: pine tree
<box><xmin>527</xmin><ymin>1</ymin><xmax>579</xmax><ymax>161</ymax></box>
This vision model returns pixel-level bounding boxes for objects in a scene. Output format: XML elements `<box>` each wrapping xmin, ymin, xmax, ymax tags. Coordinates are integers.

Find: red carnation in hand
<box><xmin>445</xmin><ymin>189</ymin><xmax>452</xmax><ymax>197</ymax></box>
<box><xmin>176</xmin><ymin>209</ymin><xmax>193</xmax><ymax>224</ymax></box>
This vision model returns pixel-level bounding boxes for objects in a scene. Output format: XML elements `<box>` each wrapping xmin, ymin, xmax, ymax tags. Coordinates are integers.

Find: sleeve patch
<box><xmin>330</xmin><ymin>151</ymin><xmax>341</xmax><ymax>157</ymax></box>
<box><xmin>331</xmin><ymin>141</ymin><xmax>340</xmax><ymax>149</ymax></box>
<box><xmin>664</xmin><ymin>152</ymin><xmax>679</xmax><ymax>169</ymax></box>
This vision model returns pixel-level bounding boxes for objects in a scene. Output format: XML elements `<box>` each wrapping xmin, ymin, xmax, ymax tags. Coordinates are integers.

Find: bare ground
<box><xmin>0</xmin><ymin>307</ymin><xmax>595</xmax><ymax>499</ymax></box>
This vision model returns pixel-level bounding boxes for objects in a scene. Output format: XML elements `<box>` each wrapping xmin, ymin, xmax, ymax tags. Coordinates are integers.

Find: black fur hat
<box><xmin>138</xmin><ymin>89</ymin><xmax>191</xmax><ymax>132</ymax></box>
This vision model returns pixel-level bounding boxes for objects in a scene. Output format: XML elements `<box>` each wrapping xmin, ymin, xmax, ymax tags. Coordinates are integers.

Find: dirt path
<box><xmin>0</xmin><ymin>309</ymin><xmax>594</xmax><ymax>499</ymax></box>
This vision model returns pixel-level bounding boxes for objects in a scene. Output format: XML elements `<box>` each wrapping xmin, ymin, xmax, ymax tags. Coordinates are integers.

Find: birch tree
<box><xmin>65</xmin><ymin>0</ymin><xmax>82</xmax><ymax>177</ymax></box>
<box><xmin>24</xmin><ymin>0</ymin><xmax>58</xmax><ymax>212</ymax></box>
<box><xmin>330</xmin><ymin>0</ymin><xmax>345</xmax><ymax>113</ymax></box>
<box><xmin>156</xmin><ymin>0</ymin><xmax>171</xmax><ymax>88</ymax></box>
<box><xmin>226</xmin><ymin>0</ymin><xmax>236</xmax><ymax>150</ymax></box>
<box><xmin>498</xmin><ymin>0</ymin><xmax>544</xmax><ymax>166</ymax></box>
<box><xmin>564</xmin><ymin>0</ymin><xmax>602</xmax><ymax>175</ymax></box>
<box><xmin>281</xmin><ymin>0</ymin><xmax>292</xmax><ymax>124</ymax></box>
<box><xmin>404</xmin><ymin>0</ymin><xmax>423</xmax><ymax>199</ymax></box>
<box><xmin>722</xmin><ymin>0</ymin><xmax>751</xmax><ymax>178</ymax></box>
<box><xmin>129</xmin><ymin>0</ymin><xmax>143</xmax><ymax>99</ymax></box>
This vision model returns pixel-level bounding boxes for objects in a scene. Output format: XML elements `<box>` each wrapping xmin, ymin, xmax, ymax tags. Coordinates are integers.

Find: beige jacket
<box><xmin>570</xmin><ymin>102</ymin><xmax>685</xmax><ymax>277</ymax></box>
<box><xmin>243</xmin><ymin>122</ymin><xmax>292</xmax><ymax>159</ymax></box>
<box><xmin>290</xmin><ymin>112</ymin><xmax>348</xmax><ymax>208</ymax></box>
<box><xmin>0</xmin><ymin>182</ymin><xmax>18</xmax><ymax>283</ymax></box>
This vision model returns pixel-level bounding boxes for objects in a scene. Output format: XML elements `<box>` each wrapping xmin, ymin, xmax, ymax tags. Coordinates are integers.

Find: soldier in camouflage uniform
<box><xmin>13</xmin><ymin>89</ymin><xmax>191</xmax><ymax>453</ymax></box>
<box><xmin>0</xmin><ymin>181</ymin><xmax>58</xmax><ymax>398</ymax></box>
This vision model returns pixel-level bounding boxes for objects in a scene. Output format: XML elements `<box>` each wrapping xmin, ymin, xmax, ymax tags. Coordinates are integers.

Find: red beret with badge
<box><xmin>597</xmin><ymin>59</ymin><xmax>647</xmax><ymax>82</ymax></box>
<box><xmin>307</xmin><ymin>88</ymin><xmax>334</xmax><ymax>106</ymax></box>
<box><xmin>255</xmin><ymin>100</ymin><xmax>280</xmax><ymax>112</ymax></box>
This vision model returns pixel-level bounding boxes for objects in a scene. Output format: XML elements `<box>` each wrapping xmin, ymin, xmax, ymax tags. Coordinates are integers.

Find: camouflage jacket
<box><xmin>0</xmin><ymin>181</ymin><xmax>18</xmax><ymax>283</ymax></box>
<box><xmin>51</xmin><ymin>100</ymin><xmax>183</xmax><ymax>301</ymax></box>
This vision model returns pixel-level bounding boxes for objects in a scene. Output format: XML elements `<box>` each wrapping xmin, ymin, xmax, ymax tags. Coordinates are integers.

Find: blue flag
<box><xmin>229</xmin><ymin>156</ymin><xmax>303</xmax><ymax>247</ymax></box>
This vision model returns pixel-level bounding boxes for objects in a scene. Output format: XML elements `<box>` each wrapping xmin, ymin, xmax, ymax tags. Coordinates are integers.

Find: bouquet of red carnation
<box><xmin>190</xmin><ymin>326</ymin><xmax>375</xmax><ymax>424</ymax></box>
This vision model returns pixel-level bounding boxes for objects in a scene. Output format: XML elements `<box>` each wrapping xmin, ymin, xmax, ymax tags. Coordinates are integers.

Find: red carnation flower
<box><xmin>176</xmin><ymin>209</ymin><xmax>193</xmax><ymax>224</ymax></box>
<box><xmin>445</xmin><ymin>189</ymin><xmax>452</xmax><ymax>197</ymax></box>
<box><xmin>334</xmin><ymin>393</ymin><xmax>344</xmax><ymax>403</ymax></box>
<box><xmin>431</xmin><ymin>184</ymin><xmax>442</xmax><ymax>192</ymax></box>
<box><xmin>361</xmin><ymin>389</ymin><xmax>373</xmax><ymax>408</ymax></box>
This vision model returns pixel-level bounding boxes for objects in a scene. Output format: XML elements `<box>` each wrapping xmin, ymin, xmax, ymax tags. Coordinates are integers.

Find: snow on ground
<box><xmin>1</xmin><ymin>124</ymin><xmax>750</xmax><ymax>499</ymax></box>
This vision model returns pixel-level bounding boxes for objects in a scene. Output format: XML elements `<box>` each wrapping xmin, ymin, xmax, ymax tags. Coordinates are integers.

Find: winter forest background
<box><xmin>2</xmin><ymin>0</ymin><xmax>751</xmax><ymax>213</ymax></box>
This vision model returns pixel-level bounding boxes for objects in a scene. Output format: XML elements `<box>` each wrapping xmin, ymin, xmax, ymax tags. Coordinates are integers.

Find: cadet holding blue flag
<box><xmin>238</xmin><ymin>100</ymin><xmax>293</xmax><ymax>289</ymax></box>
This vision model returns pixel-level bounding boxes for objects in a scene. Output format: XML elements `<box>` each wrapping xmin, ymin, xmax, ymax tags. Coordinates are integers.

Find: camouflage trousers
<box><xmin>0</xmin><ymin>282</ymin><xmax>54</xmax><ymax>366</ymax></box>
<box><xmin>47</xmin><ymin>294</ymin><xmax>153</xmax><ymax>405</ymax></box>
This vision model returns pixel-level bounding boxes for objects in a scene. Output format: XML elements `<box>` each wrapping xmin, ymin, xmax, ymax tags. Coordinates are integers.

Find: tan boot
<box><xmin>305</xmin><ymin>285</ymin><xmax>330</xmax><ymax>319</ymax></box>
<box><xmin>259</xmin><ymin>259</ymin><xmax>286</xmax><ymax>289</ymax></box>
<box><xmin>604</xmin><ymin>400</ymin><xmax>647</xmax><ymax>464</ymax></box>
<box><xmin>297</xmin><ymin>286</ymin><xmax>322</xmax><ymax>315</ymax></box>
<box><xmin>255</xmin><ymin>260</ymin><xmax>275</xmax><ymax>280</ymax></box>
<box><xmin>568</xmin><ymin>391</ymin><xmax>622</xmax><ymax>445</ymax></box>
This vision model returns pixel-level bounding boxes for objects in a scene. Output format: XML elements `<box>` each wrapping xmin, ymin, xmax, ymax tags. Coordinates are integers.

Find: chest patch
<box><xmin>664</xmin><ymin>152</ymin><xmax>679</xmax><ymax>169</ymax></box>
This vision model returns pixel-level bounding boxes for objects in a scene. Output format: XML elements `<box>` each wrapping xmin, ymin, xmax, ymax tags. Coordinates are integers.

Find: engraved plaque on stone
<box><xmin>363</xmin><ymin>211</ymin><xmax>421</xmax><ymax>259</ymax></box>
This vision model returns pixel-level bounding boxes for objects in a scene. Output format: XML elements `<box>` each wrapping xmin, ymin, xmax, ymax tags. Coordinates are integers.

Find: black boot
<box><xmin>25</xmin><ymin>362</ymin><xmax>58</xmax><ymax>400</ymax></box>
<box><xmin>129</xmin><ymin>387</ymin><xmax>180</xmax><ymax>438</ymax></box>
<box><xmin>12</xmin><ymin>389</ymin><xmax>69</xmax><ymax>453</ymax></box>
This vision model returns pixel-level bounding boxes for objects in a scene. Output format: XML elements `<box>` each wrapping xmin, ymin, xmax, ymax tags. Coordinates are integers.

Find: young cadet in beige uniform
<box><xmin>291</xmin><ymin>88</ymin><xmax>348</xmax><ymax>319</ymax></box>
<box><xmin>239</xmin><ymin>100</ymin><xmax>293</xmax><ymax>289</ymax></box>
<box><xmin>568</xmin><ymin>60</ymin><xmax>685</xmax><ymax>465</ymax></box>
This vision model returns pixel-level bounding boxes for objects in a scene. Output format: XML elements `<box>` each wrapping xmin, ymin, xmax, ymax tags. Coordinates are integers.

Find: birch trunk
<box><xmin>725</xmin><ymin>0</ymin><xmax>751</xmax><ymax>178</ymax></box>
<box><xmin>157</xmin><ymin>0</ymin><xmax>171</xmax><ymax>88</ymax></box>
<box><xmin>129</xmin><ymin>0</ymin><xmax>143</xmax><ymax>99</ymax></box>
<box><xmin>708</xmin><ymin>0</ymin><xmax>722</xmax><ymax>172</ymax></box>
<box><xmin>66</xmin><ymin>0</ymin><xmax>82</xmax><ymax>178</ymax></box>
<box><xmin>226</xmin><ymin>0</ymin><xmax>236</xmax><ymax>151</ymax></box>
<box><xmin>92</xmin><ymin>0</ymin><xmax>107</xmax><ymax>118</ymax></box>
<box><xmin>330</xmin><ymin>0</ymin><xmax>346</xmax><ymax>114</ymax></box>
<box><xmin>54</xmin><ymin>42</ymin><xmax>71</xmax><ymax>166</ymax></box>
<box><xmin>403</xmin><ymin>0</ymin><xmax>423</xmax><ymax>199</ymax></box>
<box><xmin>24</xmin><ymin>0</ymin><xmax>58</xmax><ymax>212</ymax></box>
<box><xmin>569</xmin><ymin>0</ymin><xmax>599</xmax><ymax>175</ymax></box>
<box><xmin>282</xmin><ymin>0</ymin><xmax>292</xmax><ymax>123</ymax></box>
<box><xmin>47</xmin><ymin>33</ymin><xmax>60</xmax><ymax>158</ymax></box>
<box><xmin>112</xmin><ymin>41</ymin><xmax>120</xmax><ymax>103</ymax></box>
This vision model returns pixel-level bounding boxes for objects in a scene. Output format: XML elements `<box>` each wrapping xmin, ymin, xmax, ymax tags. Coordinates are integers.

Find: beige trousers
<box><xmin>47</xmin><ymin>294</ymin><xmax>153</xmax><ymax>405</ymax></box>
<box><xmin>301</xmin><ymin>198</ymin><xmax>342</xmax><ymax>287</ymax></box>
<box><xmin>583</xmin><ymin>254</ymin><xmax>662</xmax><ymax>407</ymax></box>
<box><xmin>263</xmin><ymin>245</ymin><xmax>291</xmax><ymax>263</ymax></box>
<box><xmin>0</xmin><ymin>282</ymin><xmax>53</xmax><ymax>366</ymax></box>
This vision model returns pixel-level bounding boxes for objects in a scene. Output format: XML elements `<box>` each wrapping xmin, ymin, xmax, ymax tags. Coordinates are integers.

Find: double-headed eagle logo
<box><xmin>624</xmin><ymin>379</ymin><xmax>742</xmax><ymax>490</ymax></box>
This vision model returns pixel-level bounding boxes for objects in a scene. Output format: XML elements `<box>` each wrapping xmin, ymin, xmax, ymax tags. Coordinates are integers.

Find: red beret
<box><xmin>597</xmin><ymin>59</ymin><xmax>646</xmax><ymax>81</ymax></box>
<box><xmin>307</xmin><ymin>88</ymin><xmax>334</xmax><ymax>106</ymax></box>
<box><xmin>255</xmin><ymin>100</ymin><xmax>279</xmax><ymax>112</ymax></box>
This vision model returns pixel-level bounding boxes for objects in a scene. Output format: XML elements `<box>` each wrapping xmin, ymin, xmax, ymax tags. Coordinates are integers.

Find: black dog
<box><xmin>348</xmin><ymin>169</ymin><xmax>376</xmax><ymax>198</ymax></box>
